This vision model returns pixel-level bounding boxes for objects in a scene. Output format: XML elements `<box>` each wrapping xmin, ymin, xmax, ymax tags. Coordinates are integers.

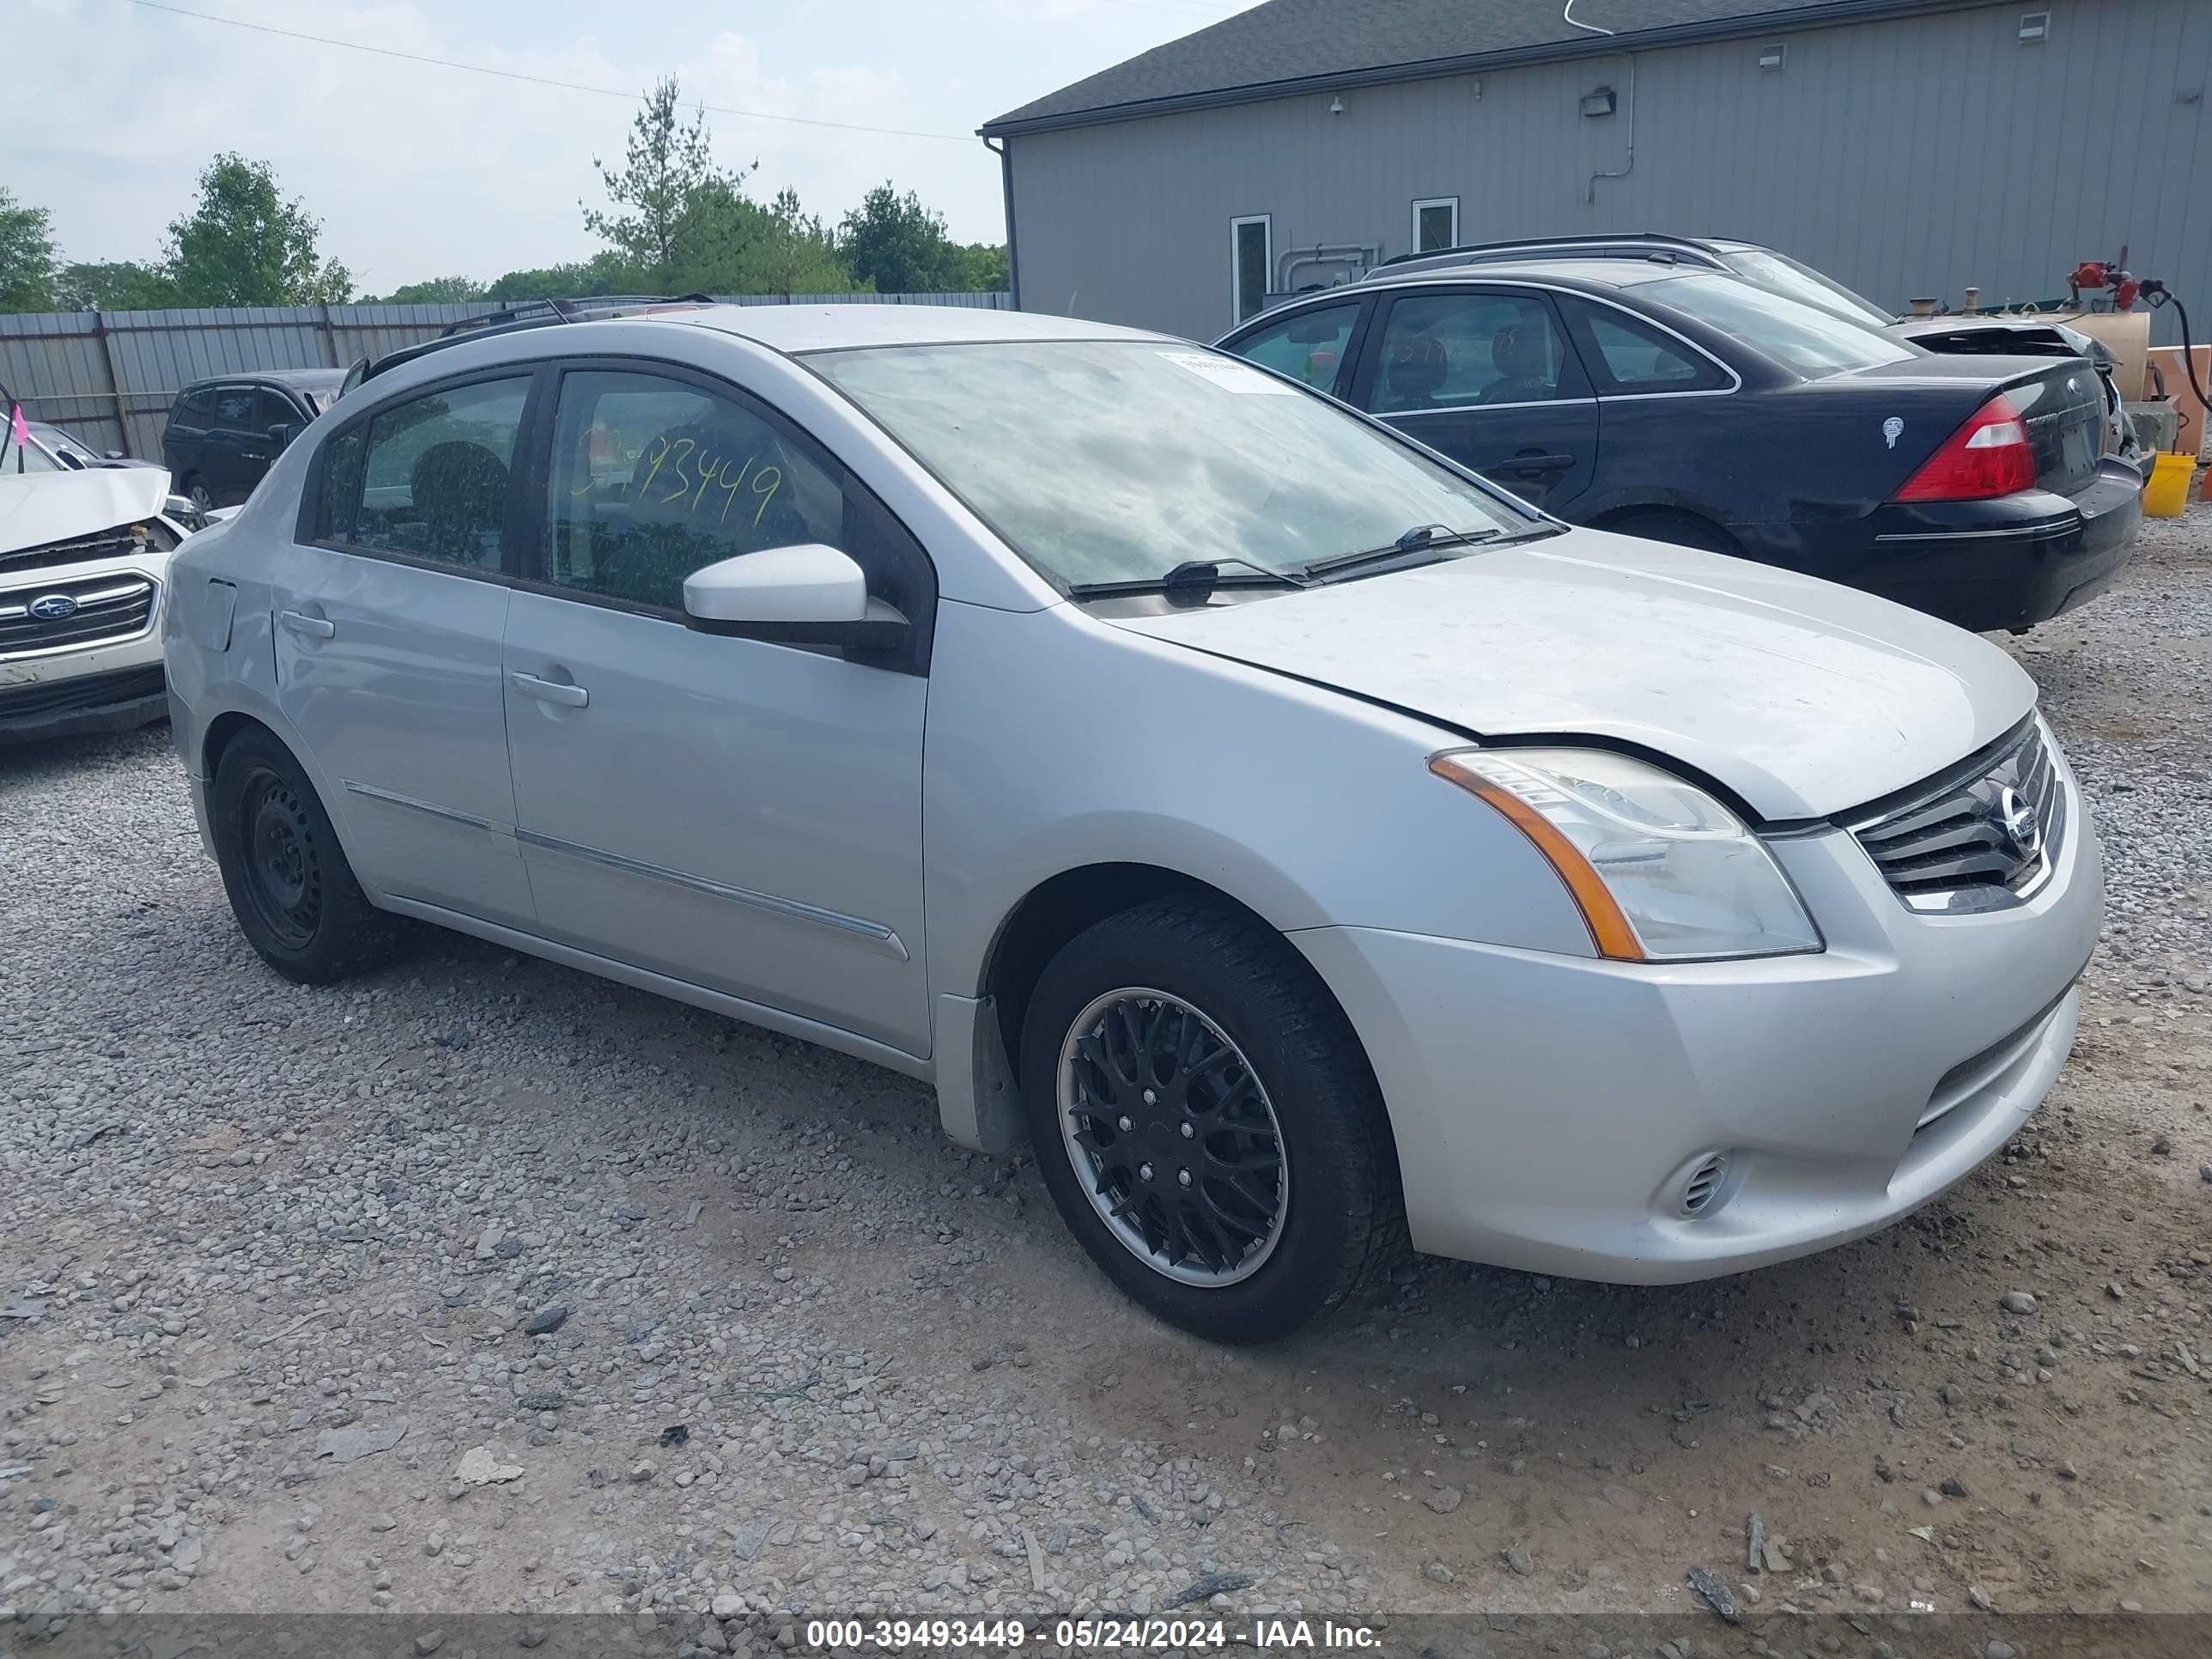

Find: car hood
<box><xmin>1107</xmin><ymin>529</ymin><xmax>2036</xmax><ymax>820</ymax></box>
<box><xmin>0</xmin><ymin>466</ymin><xmax>172</xmax><ymax>556</ymax></box>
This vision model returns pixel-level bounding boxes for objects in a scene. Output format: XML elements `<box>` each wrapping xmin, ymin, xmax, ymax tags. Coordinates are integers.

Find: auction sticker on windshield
<box><xmin>1158</xmin><ymin>350</ymin><xmax>1297</xmax><ymax>394</ymax></box>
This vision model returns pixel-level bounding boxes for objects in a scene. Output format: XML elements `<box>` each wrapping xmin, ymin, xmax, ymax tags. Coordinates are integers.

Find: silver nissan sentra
<box><xmin>161</xmin><ymin>302</ymin><xmax>2102</xmax><ymax>1341</ymax></box>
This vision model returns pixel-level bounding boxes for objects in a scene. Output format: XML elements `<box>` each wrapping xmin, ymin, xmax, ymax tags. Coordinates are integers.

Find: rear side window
<box><xmin>1555</xmin><ymin>298</ymin><xmax>1729</xmax><ymax>394</ymax></box>
<box><xmin>1228</xmin><ymin>302</ymin><xmax>1361</xmax><ymax>393</ymax></box>
<box><xmin>318</xmin><ymin>376</ymin><xmax>530</xmax><ymax>571</ymax></box>
<box><xmin>1638</xmin><ymin>271</ymin><xmax>1914</xmax><ymax>377</ymax></box>
<box><xmin>173</xmin><ymin>387</ymin><xmax>216</xmax><ymax>423</ymax></box>
<box><xmin>213</xmin><ymin>387</ymin><xmax>258</xmax><ymax>427</ymax></box>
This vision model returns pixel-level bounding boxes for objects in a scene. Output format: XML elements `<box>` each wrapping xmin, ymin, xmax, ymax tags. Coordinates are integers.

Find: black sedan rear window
<box><xmin>1644</xmin><ymin>273</ymin><xmax>1917</xmax><ymax>378</ymax></box>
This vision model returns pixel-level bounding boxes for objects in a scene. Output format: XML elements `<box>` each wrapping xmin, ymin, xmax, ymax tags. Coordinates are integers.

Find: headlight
<box><xmin>1429</xmin><ymin>747</ymin><xmax>1821</xmax><ymax>962</ymax></box>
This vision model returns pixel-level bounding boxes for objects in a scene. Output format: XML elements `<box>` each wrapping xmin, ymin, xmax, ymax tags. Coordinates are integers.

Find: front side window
<box><xmin>320</xmin><ymin>375</ymin><xmax>529</xmax><ymax>570</ymax></box>
<box><xmin>1228</xmin><ymin>302</ymin><xmax>1361</xmax><ymax>393</ymax></box>
<box><xmin>1231</xmin><ymin>215</ymin><xmax>1272</xmax><ymax>325</ymax></box>
<box><xmin>543</xmin><ymin>369</ymin><xmax>845</xmax><ymax>611</ymax></box>
<box><xmin>1371</xmin><ymin>292</ymin><xmax>1577</xmax><ymax>414</ymax></box>
<box><xmin>253</xmin><ymin>391</ymin><xmax>297</xmax><ymax>434</ymax></box>
<box><xmin>811</xmin><ymin>339</ymin><xmax>1527</xmax><ymax>591</ymax></box>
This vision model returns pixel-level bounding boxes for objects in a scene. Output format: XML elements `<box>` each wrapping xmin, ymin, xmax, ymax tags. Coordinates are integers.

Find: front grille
<box><xmin>1851</xmin><ymin>721</ymin><xmax>2064</xmax><ymax>914</ymax></box>
<box><xmin>1917</xmin><ymin>981</ymin><xmax>2075</xmax><ymax>1134</ymax></box>
<box><xmin>0</xmin><ymin>524</ymin><xmax>149</xmax><ymax>579</ymax></box>
<box><xmin>0</xmin><ymin>573</ymin><xmax>159</xmax><ymax>658</ymax></box>
<box><xmin>0</xmin><ymin>663</ymin><xmax>166</xmax><ymax>721</ymax></box>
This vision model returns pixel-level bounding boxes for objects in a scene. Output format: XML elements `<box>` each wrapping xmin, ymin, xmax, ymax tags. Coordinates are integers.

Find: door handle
<box><xmin>1498</xmin><ymin>452</ymin><xmax>1576</xmax><ymax>475</ymax></box>
<box><xmin>277</xmin><ymin>609</ymin><xmax>335</xmax><ymax>640</ymax></box>
<box><xmin>242</xmin><ymin>451</ymin><xmax>268</xmax><ymax>460</ymax></box>
<box><xmin>510</xmin><ymin>671</ymin><xmax>589</xmax><ymax>708</ymax></box>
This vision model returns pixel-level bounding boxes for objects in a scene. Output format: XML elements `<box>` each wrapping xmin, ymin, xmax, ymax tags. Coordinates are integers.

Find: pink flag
<box><xmin>8</xmin><ymin>404</ymin><xmax>27</xmax><ymax>447</ymax></box>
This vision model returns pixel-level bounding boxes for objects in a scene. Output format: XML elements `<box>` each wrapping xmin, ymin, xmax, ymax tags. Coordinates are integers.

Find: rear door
<box><xmin>1347</xmin><ymin>285</ymin><xmax>1599</xmax><ymax>510</ymax></box>
<box><xmin>271</xmin><ymin>369</ymin><xmax>539</xmax><ymax>926</ymax></box>
<box><xmin>207</xmin><ymin>385</ymin><xmax>269</xmax><ymax>504</ymax></box>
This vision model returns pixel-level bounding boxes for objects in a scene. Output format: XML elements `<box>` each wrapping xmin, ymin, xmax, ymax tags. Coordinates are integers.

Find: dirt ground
<box><xmin>2</xmin><ymin>510</ymin><xmax>2209</xmax><ymax>1655</ymax></box>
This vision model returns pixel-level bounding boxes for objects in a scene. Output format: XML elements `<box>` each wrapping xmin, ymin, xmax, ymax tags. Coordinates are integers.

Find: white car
<box><xmin>161</xmin><ymin>304</ymin><xmax>2101</xmax><ymax>1341</ymax></box>
<box><xmin>3</xmin><ymin>421</ymin><xmax>187</xmax><ymax>744</ymax></box>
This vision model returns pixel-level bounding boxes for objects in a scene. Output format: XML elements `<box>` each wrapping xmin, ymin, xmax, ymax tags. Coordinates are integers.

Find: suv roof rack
<box><xmin>1374</xmin><ymin>233</ymin><xmax>1720</xmax><ymax>275</ymax></box>
<box><xmin>345</xmin><ymin>293</ymin><xmax>719</xmax><ymax>395</ymax></box>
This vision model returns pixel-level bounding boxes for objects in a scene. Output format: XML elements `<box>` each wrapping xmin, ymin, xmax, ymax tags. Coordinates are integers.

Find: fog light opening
<box><xmin>1678</xmin><ymin>1151</ymin><xmax>1735</xmax><ymax>1218</ymax></box>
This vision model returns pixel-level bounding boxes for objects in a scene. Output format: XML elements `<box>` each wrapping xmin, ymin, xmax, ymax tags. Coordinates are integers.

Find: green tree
<box><xmin>0</xmin><ymin>187</ymin><xmax>60</xmax><ymax>313</ymax></box>
<box><xmin>375</xmin><ymin>275</ymin><xmax>485</xmax><ymax>304</ymax></box>
<box><xmin>485</xmin><ymin>251</ymin><xmax>645</xmax><ymax>302</ymax></box>
<box><xmin>55</xmin><ymin>259</ymin><xmax>175</xmax><ymax>312</ymax></box>
<box><xmin>956</xmin><ymin>241</ymin><xmax>1009</xmax><ymax>293</ymax></box>
<box><xmin>163</xmin><ymin>154</ymin><xmax>353</xmax><ymax>306</ymax></box>
<box><xmin>583</xmin><ymin>77</ymin><xmax>749</xmax><ymax>289</ymax></box>
<box><xmin>671</xmin><ymin>181</ymin><xmax>856</xmax><ymax>295</ymax></box>
<box><xmin>835</xmin><ymin>183</ymin><xmax>972</xmax><ymax>294</ymax></box>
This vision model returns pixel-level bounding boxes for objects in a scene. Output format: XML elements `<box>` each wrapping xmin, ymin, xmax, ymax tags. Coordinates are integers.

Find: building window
<box><xmin>2018</xmin><ymin>10</ymin><xmax>2050</xmax><ymax>42</ymax></box>
<box><xmin>1413</xmin><ymin>198</ymin><xmax>1460</xmax><ymax>253</ymax></box>
<box><xmin>1231</xmin><ymin>215</ymin><xmax>1272</xmax><ymax>325</ymax></box>
<box><xmin>1757</xmin><ymin>42</ymin><xmax>1784</xmax><ymax>70</ymax></box>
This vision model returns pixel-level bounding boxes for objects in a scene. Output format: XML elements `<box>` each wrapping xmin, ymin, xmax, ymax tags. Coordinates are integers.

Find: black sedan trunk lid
<box><xmin>1833</xmin><ymin>356</ymin><xmax>2107</xmax><ymax>500</ymax></box>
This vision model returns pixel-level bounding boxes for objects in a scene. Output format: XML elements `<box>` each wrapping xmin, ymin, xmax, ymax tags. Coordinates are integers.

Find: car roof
<box><xmin>183</xmin><ymin>368</ymin><xmax>347</xmax><ymax>392</ymax></box>
<box><xmin>1354</xmin><ymin>258</ymin><xmax>1691</xmax><ymax>294</ymax></box>
<box><xmin>663</xmin><ymin>303</ymin><xmax>1165</xmax><ymax>354</ymax></box>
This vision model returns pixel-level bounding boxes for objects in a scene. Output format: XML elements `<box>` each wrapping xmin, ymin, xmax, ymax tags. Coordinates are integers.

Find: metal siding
<box><xmin>0</xmin><ymin>293</ymin><xmax>1010</xmax><ymax>460</ymax></box>
<box><xmin>1008</xmin><ymin>0</ymin><xmax>2209</xmax><ymax>346</ymax></box>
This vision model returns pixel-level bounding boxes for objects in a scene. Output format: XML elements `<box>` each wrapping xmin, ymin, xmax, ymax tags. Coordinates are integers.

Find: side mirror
<box><xmin>270</xmin><ymin>422</ymin><xmax>302</xmax><ymax>449</ymax></box>
<box><xmin>682</xmin><ymin>544</ymin><xmax>908</xmax><ymax>655</ymax></box>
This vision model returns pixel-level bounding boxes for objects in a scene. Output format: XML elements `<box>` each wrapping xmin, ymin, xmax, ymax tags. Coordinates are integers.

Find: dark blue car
<box><xmin>1217</xmin><ymin>260</ymin><xmax>2140</xmax><ymax>634</ymax></box>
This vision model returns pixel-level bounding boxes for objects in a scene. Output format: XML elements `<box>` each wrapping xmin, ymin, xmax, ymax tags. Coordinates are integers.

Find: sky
<box><xmin>15</xmin><ymin>0</ymin><xmax>1262</xmax><ymax>294</ymax></box>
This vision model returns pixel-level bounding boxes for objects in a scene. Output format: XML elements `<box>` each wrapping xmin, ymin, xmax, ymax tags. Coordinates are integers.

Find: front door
<box><xmin>501</xmin><ymin>363</ymin><xmax>933</xmax><ymax>1057</ymax></box>
<box><xmin>270</xmin><ymin>370</ymin><xmax>538</xmax><ymax>927</ymax></box>
<box><xmin>207</xmin><ymin>386</ymin><xmax>268</xmax><ymax>504</ymax></box>
<box><xmin>1352</xmin><ymin>286</ymin><xmax>1600</xmax><ymax>511</ymax></box>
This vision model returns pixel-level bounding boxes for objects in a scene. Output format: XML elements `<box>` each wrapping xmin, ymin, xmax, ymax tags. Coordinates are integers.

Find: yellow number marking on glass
<box><xmin>750</xmin><ymin>465</ymin><xmax>783</xmax><ymax>529</ymax></box>
<box><xmin>637</xmin><ymin>435</ymin><xmax>672</xmax><ymax>497</ymax></box>
<box><xmin>660</xmin><ymin>438</ymin><xmax>696</xmax><ymax>502</ymax></box>
<box><xmin>692</xmin><ymin>450</ymin><xmax>721</xmax><ymax>513</ymax></box>
<box><xmin>718</xmin><ymin>457</ymin><xmax>754</xmax><ymax>524</ymax></box>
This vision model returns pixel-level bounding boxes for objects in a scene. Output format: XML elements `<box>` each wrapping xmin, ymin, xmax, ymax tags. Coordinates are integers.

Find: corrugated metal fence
<box><xmin>0</xmin><ymin>292</ymin><xmax>1012</xmax><ymax>460</ymax></box>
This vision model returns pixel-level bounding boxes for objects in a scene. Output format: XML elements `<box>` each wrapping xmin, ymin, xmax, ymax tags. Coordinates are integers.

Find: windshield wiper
<box><xmin>1299</xmin><ymin>523</ymin><xmax>1502</xmax><ymax>581</ymax></box>
<box><xmin>1066</xmin><ymin>557</ymin><xmax>1310</xmax><ymax>600</ymax></box>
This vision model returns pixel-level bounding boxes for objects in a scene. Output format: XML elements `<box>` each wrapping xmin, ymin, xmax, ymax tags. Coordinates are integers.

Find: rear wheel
<box><xmin>1020</xmin><ymin>897</ymin><xmax>1404</xmax><ymax>1343</ymax></box>
<box><xmin>211</xmin><ymin>730</ymin><xmax>401</xmax><ymax>984</ymax></box>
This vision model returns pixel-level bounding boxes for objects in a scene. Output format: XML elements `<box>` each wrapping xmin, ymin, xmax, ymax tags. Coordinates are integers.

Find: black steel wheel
<box><xmin>1021</xmin><ymin>896</ymin><xmax>1406</xmax><ymax>1343</ymax></box>
<box><xmin>210</xmin><ymin>727</ymin><xmax>402</xmax><ymax>984</ymax></box>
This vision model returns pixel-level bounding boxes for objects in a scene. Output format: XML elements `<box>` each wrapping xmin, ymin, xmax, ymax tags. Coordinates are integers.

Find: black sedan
<box><xmin>1216</xmin><ymin>261</ymin><xmax>2140</xmax><ymax>634</ymax></box>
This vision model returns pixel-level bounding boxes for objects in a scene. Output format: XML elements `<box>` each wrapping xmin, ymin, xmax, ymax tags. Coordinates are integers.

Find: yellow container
<box><xmin>2144</xmin><ymin>451</ymin><xmax>2197</xmax><ymax>518</ymax></box>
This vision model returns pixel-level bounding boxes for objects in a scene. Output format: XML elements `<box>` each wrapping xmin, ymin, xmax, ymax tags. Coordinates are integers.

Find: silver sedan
<box><xmin>161</xmin><ymin>303</ymin><xmax>2100</xmax><ymax>1341</ymax></box>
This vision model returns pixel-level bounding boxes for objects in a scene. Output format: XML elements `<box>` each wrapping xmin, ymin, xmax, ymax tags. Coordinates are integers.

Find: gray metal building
<box><xmin>981</xmin><ymin>0</ymin><xmax>2210</xmax><ymax>344</ymax></box>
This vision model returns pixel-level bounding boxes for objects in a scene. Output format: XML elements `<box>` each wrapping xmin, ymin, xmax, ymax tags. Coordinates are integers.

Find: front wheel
<box><xmin>210</xmin><ymin>730</ymin><xmax>402</xmax><ymax>984</ymax></box>
<box><xmin>1020</xmin><ymin>898</ymin><xmax>1405</xmax><ymax>1343</ymax></box>
<box><xmin>183</xmin><ymin>477</ymin><xmax>213</xmax><ymax>513</ymax></box>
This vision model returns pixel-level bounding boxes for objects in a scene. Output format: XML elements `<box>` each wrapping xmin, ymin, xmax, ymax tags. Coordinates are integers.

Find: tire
<box><xmin>1020</xmin><ymin>897</ymin><xmax>1406</xmax><ymax>1343</ymax></box>
<box><xmin>210</xmin><ymin>729</ymin><xmax>402</xmax><ymax>985</ymax></box>
<box><xmin>1602</xmin><ymin>510</ymin><xmax>1740</xmax><ymax>556</ymax></box>
<box><xmin>183</xmin><ymin>477</ymin><xmax>213</xmax><ymax>513</ymax></box>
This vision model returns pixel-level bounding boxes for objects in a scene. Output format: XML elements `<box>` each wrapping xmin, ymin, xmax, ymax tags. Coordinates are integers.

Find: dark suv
<box><xmin>161</xmin><ymin>368</ymin><xmax>345</xmax><ymax>510</ymax></box>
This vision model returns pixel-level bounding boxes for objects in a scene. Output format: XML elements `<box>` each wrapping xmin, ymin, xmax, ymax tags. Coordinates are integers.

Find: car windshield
<box><xmin>1644</xmin><ymin>272</ymin><xmax>1917</xmax><ymax>377</ymax></box>
<box><xmin>32</xmin><ymin>423</ymin><xmax>98</xmax><ymax>465</ymax></box>
<box><xmin>1718</xmin><ymin>247</ymin><xmax>1894</xmax><ymax>327</ymax></box>
<box><xmin>809</xmin><ymin>340</ymin><xmax>1526</xmax><ymax>589</ymax></box>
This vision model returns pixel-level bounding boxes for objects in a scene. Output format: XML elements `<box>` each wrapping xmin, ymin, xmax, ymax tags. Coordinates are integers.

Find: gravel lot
<box><xmin>3</xmin><ymin>508</ymin><xmax>2209</xmax><ymax>1650</ymax></box>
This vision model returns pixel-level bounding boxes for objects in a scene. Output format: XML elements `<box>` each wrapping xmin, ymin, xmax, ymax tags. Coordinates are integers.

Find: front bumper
<box><xmin>1294</xmin><ymin>750</ymin><xmax>2103</xmax><ymax>1284</ymax></box>
<box><xmin>0</xmin><ymin>557</ymin><xmax>169</xmax><ymax>745</ymax></box>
